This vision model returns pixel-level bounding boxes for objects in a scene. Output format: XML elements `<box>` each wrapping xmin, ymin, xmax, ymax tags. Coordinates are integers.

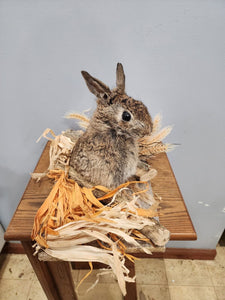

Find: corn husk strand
<box><xmin>36</xmin><ymin>128</ymin><xmax>57</xmax><ymax>143</ymax></box>
<box><xmin>31</xmin><ymin>115</ymin><xmax>87</xmax><ymax>181</ymax></box>
<box><xmin>30</xmin><ymin>172</ymin><xmax>48</xmax><ymax>182</ymax></box>
<box><xmin>49</xmin><ymin>134</ymin><xmax>75</xmax><ymax>170</ymax></box>
<box><xmin>31</xmin><ymin>129</ymin><xmax>77</xmax><ymax>181</ymax></box>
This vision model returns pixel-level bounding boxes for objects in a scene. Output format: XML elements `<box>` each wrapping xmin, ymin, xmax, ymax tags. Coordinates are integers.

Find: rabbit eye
<box><xmin>122</xmin><ymin>111</ymin><xmax>131</xmax><ymax>121</ymax></box>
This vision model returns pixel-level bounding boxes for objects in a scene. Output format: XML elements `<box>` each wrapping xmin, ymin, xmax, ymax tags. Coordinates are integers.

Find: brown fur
<box><xmin>69</xmin><ymin>63</ymin><xmax>152</xmax><ymax>189</ymax></box>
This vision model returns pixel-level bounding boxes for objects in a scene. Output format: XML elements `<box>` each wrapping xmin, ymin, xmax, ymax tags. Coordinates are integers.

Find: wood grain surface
<box><xmin>4</xmin><ymin>142</ymin><xmax>197</xmax><ymax>241</ymax></box>
<box><xmin>150</xmin><ymin>153</ymin><xmax>197</xmax><ymax>240</ymax></box>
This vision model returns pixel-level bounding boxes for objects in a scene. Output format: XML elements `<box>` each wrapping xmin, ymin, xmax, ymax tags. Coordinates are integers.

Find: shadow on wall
<box><xmin>0</xmin><ymin>165</ymin><xmax>29</xmax><ymax>230</ymax></box>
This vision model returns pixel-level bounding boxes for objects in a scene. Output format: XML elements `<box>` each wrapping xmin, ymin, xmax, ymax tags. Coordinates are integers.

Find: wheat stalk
<box><xmin>140</xmin><ymin>143</ymin><xmax>167</xmax><ymax>155</ymax></box>
<box><xmin>152</xmin><ymin>113</ymin><xmax>162</xmax><ymax>133</ymax></box>
<box><xmin>140</xmin><ymin>126</ymin><xmax>172</xmax><ymax>145</ymax></box>
<box><xmin>65</xmin><ymin>112</ymin><xmax>90</xmax><ymax>129</ymax></box>
<box><xmin>139</xmin><ymin>114</ymin><xmax>174</xmax><ymax>157</ymax></box>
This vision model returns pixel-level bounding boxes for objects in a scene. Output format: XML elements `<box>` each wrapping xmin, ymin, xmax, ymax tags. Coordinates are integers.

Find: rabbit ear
<box><xmin>81</xmin><ymin>71</ymin><xmax>111</xmax><ymax>99</ymax></box>
<box><xmin>116</xmin><ymin>63</ymin><xmax>125</xmax><ymax>93</ymax></box>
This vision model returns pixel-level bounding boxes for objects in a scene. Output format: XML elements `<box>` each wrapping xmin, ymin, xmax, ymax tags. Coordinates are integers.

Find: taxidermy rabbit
<box><xmin>69</xmin><ymin>63</ymin><xmax>153</xmax><ymax>189</ymax></box>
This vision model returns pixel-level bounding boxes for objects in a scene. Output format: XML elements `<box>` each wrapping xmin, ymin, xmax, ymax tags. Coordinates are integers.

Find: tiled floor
<box><xmin>0</xmin><ymin>246</ymin><xmax>224</xmax><ymax>300</ymax></box>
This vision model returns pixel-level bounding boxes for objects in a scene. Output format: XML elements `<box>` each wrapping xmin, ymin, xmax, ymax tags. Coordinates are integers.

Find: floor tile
<box><xmin>0</xmin><ymin>254</ymin><xmax>34</xmax><ymax>280</ymax></box>
<box><xmin>1</xmin><ymin>248</ymin><xmax>224</xmax><ymax>300</ymax></box>
<box><xmin>164</xmin><ymin>259</ymin><xmax>212</xmax><ymax>286</ymax></box>
<box><xmin>135</xmin><ymin>259</ymin><xmax>168</xmax><ymax>285</ymax></box>
<box><xmin>26</xmin><ymin>277</ymin><xmax>47</xmax><ymax>300</ymax></box>
<box><xmin>76</xmin><ymin>282</ymin><xmax>123</xmax><ymax>300</ymax></box>
<box><xmin>215</xmin><ymin>246</ymin><xmax>225</xmax><ymax>265</ymax></box>
<box><xmin>0</xmin><ymin>278</ymin><xmax>31</xmax><ymax>300</ymax></box>
<box><xmin>214</xmin><ymin>286</ymin><xmax>225</xmax><ymax>300</ymax></box>
<box><xmin>169</xmin><ymin>286</ymin><xmax>217</xmax><ymax>300</ymax></box>
<box><xmin>137</xmin><ymin>284</ymin><xmax>171</xmax><ymax>300</ymax></box>
<box><xmin>77</xmin><ymin>268</ymin><xmax>117</xmax><ymax>284</ymax></box>
<box><xmin>71</xmin><ymin>269</ymin><xmax>80</xmax><ymax>283</ymax></box>
<box><xmin>206</xmin><ymin>247</ymin><xmax>225</xmax><ymax>286</ymax></box>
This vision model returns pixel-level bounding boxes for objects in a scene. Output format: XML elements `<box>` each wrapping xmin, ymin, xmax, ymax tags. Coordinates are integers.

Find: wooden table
<box><xmin>4</xmin><ymin>142</ymin><xmax>197</xmax><ymax>300</ymax></box>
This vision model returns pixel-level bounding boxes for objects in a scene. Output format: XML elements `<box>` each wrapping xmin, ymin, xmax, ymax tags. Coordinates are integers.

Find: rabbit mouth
<box><xmin>115</xmin><ymin>127</ymin><xmax>148</xmax><ymax>139</ymax></box>
<box><xmin>131</xmin><ymin>121</ymin><xmax>151</xmax><ymax>138</ymax></box>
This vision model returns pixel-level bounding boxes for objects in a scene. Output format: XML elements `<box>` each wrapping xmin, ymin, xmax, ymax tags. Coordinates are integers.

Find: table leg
<box><xmin>124</xmin><ymin>259</ymin><xmax>137</xmax><ymax>300</ymax></box>
<box><xmin>22</xmin><ymin>241</ymin><xmax>77</xmax><ymax>300</ymax></box>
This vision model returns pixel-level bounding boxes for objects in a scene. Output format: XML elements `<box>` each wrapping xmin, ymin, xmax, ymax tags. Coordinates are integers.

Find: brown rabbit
<box><xmin>69</xmin><ymin>63</ymin><xmax>153</xmax><ymax>189</ymax></box>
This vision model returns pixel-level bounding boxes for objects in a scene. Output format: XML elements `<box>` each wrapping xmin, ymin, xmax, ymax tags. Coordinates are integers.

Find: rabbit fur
<box><xmin>69</xmin><ymin>63</ymin><xmax>153</xmax><ymax>189</ymax></box>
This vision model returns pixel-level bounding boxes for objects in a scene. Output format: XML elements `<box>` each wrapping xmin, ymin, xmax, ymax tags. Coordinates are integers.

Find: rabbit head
<box><xmin>81</xmin><ymin>63</ymin><xmax>152</xmax><ymax>139</ymax></box>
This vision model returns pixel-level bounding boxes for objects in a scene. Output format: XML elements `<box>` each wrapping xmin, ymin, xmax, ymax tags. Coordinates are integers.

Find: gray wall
<box><xmin>1</xmin><ymin>0</ymin><xmax>224</xmax><ymax>249</ymax></box>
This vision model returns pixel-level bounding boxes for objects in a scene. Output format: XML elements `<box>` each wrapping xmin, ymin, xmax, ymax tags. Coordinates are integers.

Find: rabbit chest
<box><xmin>69</xmin><ymin>129</ymin><xmax>139</xmax><ymax>189</ymax></box>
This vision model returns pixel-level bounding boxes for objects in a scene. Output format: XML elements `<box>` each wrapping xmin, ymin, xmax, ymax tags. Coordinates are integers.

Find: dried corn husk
<box><xmin>32</xmin><ymin>170</ymin><xmax>162</xmax><ymax>296</ymax></box>
<box><xmin>31</xmin><ymin>112</ymin><xmax>90</xmax><ymax>180</ymax></box>
<box><xmin>32</xmin><ymin>170</ymin><xmax>157</xmax><ymax>246</ymax></box>
<box><xmin>31</xmin><ymin>130</ymin><xmax>79</xmax><ymax>180</ymax></box>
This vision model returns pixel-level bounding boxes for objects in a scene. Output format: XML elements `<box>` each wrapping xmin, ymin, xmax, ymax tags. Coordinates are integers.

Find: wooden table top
<box><xmin>5</xmin><ymin>142</ymin><xmax>197</xmax><ymax>242</ymax></box>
